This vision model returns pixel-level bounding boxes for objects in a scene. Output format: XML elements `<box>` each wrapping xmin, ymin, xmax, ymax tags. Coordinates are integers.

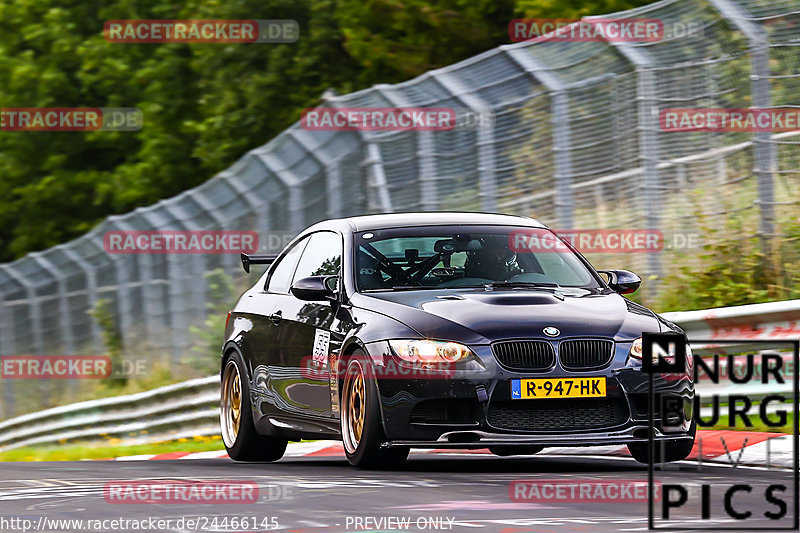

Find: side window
<box><xmin>292</xmin><ymin>232</ymin><xmax>342</xmax><ymax>284</ymax></box>
<box><xmin>265</xmin><ymin>238</ymin><xmax>308</xmax><ymax>293</ymax></box>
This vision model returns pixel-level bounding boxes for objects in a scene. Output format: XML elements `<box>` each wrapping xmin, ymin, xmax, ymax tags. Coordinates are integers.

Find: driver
<box><xmin>464</xmin><ymin>236</ymin><xmax>520</xmax><ymax>280</ymax></box>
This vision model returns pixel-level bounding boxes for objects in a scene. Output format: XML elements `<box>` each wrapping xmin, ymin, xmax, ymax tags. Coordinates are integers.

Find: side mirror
<box><xmin>290</xmin><ymin>276</ymin><xmax>338</xmax><ymax>301</ymax></box>
<box><xmin>597</xmin><ymin>269</ymin><xmax>641</xmax><ymax>294</ymax></box>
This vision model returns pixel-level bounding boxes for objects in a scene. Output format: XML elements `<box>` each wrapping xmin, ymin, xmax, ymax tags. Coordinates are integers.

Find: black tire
<box><xmin>221</xmin><ymin>351</ymin><xmax>288</xmax><ymax>462</ymax></box>
<box><xmin>488</xmin><ymin>445</ymin><xmax>544</xmax><ymax>457</ymax></box>
<box><xmin>628</xmin><ymin>418</ymin><xmax>696</xmax><ymax>464</ymax></box>
<box><xmin>340</xmin><ymin>350</ymin><xmax>409</xmax><ymax>469</ymax></box>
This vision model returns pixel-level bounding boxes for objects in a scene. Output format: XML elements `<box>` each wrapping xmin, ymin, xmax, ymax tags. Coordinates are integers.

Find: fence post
<box><xmin>0</xmin><ymin>274</ymin><xmax>17</xmax><ymax>417</ymax></box>
<box><xmin>105</xmin><ymin>217</ymin><xmax>164</xmax><ymax>358</ymax></box>
<box><xmin>30</xmin><ymin>253</ymin><xmax>73</xmax><ymax>354</ymax></box>
<box><xmin>0</xmin><ymin>264</ymin><xmax>45</xmax><ymax>355</ymax></box>
<box><xmin>59</xmin><ymin>245</ymin><xmax>104</xmax><ymax>353</ymax></box>
<box><xmin>708</xmin><ymin>0</ymin><xmax>776</xmax><ymax>242</ymax></box>
<box><xmin>431</xmin><ymin>71</ymin><xmax>498</xmax><ymax>213</ymax></box>
<box><xmin>323</xmin><ymin>97</ymin><xmax>394</xmax><ymax>214</ymax></box>
<box><xmin>503</xmin><ymin>46</ymin><xmax>573</xmax><ymax>227</ymax></box>
<box><xmin>610</xmin><ymin>45</ymin><xmax>663</xmax><ymax>284</ymax></box>
<box><xmin>139</xmin><ymin>207</ymin><xmax>188</xmax><ymax>366</ymax></box>
<box><xmin>374</xmin><ymin>85</ymin><xmax>438</xmax><ymax>211</ymax></box>
<box><xmin>365</xmin><ymin>143</ymin><xmax>395</xmax><ymax>213</ymax></box>
<box><xmin>286</xmin><ymin>129</ymin><xmax>344</xmax><ymax>219</ymax></box>
<box><xmin>257</xmin><ymin>151</ymin><xmax>306</xmax><ymax>232</ymax></box>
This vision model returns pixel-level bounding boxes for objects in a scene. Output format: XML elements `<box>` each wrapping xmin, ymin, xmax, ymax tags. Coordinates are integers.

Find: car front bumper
<box><xmin>365</xmin><ymin>341</ymin><xmax>695</xmax><ymax>447</ymax></box>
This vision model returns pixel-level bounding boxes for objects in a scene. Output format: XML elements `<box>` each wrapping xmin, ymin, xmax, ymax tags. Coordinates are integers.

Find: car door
<box><xmin>253</xmin><ymin>236</ymin><xmax>309</xmax><ymax>416</ymax></box>
<box><xmin>273</xmin><ymin>231</ymin><xmax>343</xmax><ymax>419</ymax></box>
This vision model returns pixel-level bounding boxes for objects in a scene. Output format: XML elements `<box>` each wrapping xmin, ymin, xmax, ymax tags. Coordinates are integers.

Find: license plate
<box><xmin>511</xmin><ymin>377</ymin><xmax>606</xmax><ymax>399</ymax></box>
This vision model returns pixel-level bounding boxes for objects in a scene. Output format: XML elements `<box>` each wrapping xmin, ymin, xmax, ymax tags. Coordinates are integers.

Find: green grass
<box><xmin>0</xmin><ymin>435</ymin><xmax>224</xmax><ymax>462</ymax></box>
<box><xmin>703</xmin><ymin>415</ymin><xmax>794</xmax><ymax>434</ymax></box>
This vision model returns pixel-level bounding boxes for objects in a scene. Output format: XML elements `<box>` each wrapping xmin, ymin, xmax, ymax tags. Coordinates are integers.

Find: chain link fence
<box><xmin>1</xmin><ymin>0</ymin><xmax>798</xmax><ymax>418</ymax></box>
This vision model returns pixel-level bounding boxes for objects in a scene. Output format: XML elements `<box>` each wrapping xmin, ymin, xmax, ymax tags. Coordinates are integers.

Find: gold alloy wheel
<box><xmin>220</xmin><ymin>360</ymin><xmax>242</xmax><ymax>448</ymax></box>
<box><xmin>342</xmin><ymin>360</ymin><xmax>366</xmax><ymax>454</ymax></box>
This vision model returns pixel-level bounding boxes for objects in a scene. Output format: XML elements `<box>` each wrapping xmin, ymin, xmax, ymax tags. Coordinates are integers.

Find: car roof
<box><xmin>335</xmin><ymin>212</ymin><xmax>546</xmax><ymax>232</ymax></box>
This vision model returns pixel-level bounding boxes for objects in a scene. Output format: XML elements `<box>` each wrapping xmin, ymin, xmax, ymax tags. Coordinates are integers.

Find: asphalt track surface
<box><xmin>0</xmin><ymin>453</ymin><xmax>796</xmax><ymax>533</ymax></box>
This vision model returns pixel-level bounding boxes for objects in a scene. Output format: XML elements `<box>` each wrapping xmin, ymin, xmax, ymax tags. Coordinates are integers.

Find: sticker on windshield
<box><xmin>312</xmin><ymin>329</ymin><xmax>331</xmax><ymax>365</ymax></box>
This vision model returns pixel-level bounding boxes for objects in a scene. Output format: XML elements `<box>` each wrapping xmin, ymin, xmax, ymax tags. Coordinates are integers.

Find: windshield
<box><xmin>355</xmin><ymin>225</ymin><xmax>601</xmax><ymax>292</ymax></box>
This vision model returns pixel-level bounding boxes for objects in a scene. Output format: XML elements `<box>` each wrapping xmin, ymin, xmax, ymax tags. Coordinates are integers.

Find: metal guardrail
<box><xmin>0</xmin><ymin>376</ymin><xmax>219</xmax><ymax>452</ymax></box>
<box><xmin>0</xmin><ymin>301</ymin><xmax>797</xmax><ymax>452</ymax></box>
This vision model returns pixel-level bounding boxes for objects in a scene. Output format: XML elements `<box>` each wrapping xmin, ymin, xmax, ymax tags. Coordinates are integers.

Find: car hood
<box><xmin>353</xmin><ymin>289</ymin><xmax>662</xmax><ymax>344</ymax></box>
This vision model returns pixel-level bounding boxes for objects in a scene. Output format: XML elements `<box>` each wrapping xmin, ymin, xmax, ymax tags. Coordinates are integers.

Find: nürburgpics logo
<box><xmin>0</xmin><ymin>108</ymin><xmax>142</xmax><ymax>131</ymax></box>
<box><xmin>643</xmin><ymin>333</ymin><xmax>799</xmax><ymax>530</ymax></box>
<box><xmin>104</xmin><ymin>20</ymin><xmax>299</xmax><ymax>43</ymax></box>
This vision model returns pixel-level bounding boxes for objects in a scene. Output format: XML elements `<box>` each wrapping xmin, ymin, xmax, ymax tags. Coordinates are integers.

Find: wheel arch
<box><xmin>337</xmin><ymin>337</ymin><xmax>391</xmax><ymax>435</ymax></box>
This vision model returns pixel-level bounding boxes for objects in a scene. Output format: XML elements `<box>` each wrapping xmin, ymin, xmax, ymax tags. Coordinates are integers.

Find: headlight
<box><xmin>628</xmin><ymin>336</ymin><xmax>692</xmax><ymax>369</ymax></box>
<box><xmin>388</xmin><ymin>340</ymin><xmax>472</xmax><ymax>364</ymax></box>
<box><xmin>629</xmin><ymin>337</ymin><xmax>644</xmax><ymax>360</ymax></box>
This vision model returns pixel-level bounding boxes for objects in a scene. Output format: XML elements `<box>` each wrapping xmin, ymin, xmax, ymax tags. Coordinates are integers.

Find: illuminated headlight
<box><xmin>628</xmin><ymin>336</ymin><xmax>692</xmax><ymax>368</ymax></box>
<box><xmin>629</xmin><ymin>337</ymin><xmax>644</xmax><ymax>360</ymax></box>
<box><xmin>388</xmin><ymin>340</ymin><xmax>472</xmax><ymax>364</ymax></box>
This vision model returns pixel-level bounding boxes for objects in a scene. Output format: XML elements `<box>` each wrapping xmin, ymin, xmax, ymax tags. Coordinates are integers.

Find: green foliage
<box><xmin>87</xmin><ymin>298</ymin><xmax>127</xmax><ymax>388</ymax></box>
<box><xmin>0</xmin><ymin>0</ymin><xmax>653</xmax><ymax>262</ymax></box>
<box><xmin>653</xmin><ymin>217</ymin><xmax>800</xmax><ymax>313</ymax></box>
<box><xmin>334</xmin><ymin>0</ymin><xmax>517</xmax><ymax>82</ymax></box>
<box><xmin>185</xmin><ymin>268</ymin><xmax>239</xmax><ymax>375</ymax></box>
<box><xmin>514</xmin><ymin>0</ymin><xmax>652</xmax><ymax>18</ymax></box>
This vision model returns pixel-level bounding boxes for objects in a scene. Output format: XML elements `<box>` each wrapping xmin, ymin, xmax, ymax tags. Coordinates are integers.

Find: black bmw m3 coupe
<box><xmin>220</xmin><ymin>213</ymin><xmax>694</xmax><ymax>468</ymax></box>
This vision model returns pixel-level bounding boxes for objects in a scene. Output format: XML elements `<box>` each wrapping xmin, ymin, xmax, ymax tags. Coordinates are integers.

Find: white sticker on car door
<box><xmin>312</xmin><ymin>329</ymin><xmax>331</xmax><ymax>366</ymax></box>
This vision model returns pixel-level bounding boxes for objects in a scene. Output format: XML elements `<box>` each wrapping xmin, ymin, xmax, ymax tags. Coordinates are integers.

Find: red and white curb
<box><xmin>110</xmin><ymin>431</ymin><xmax>794</xmax><ymax>468</ymax></box>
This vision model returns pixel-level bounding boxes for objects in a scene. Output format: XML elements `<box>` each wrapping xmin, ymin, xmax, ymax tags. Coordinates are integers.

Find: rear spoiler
<box><xmin>241</xmin><ymin>252</ymin><xmax>278</xmax><ymax>273</ymax></box>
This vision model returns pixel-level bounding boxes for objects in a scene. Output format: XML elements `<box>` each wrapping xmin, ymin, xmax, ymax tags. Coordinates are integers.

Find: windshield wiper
<box><xmin>484</xmin><ymin>281</ymin><xmax>561</xmax><ymax>289</ymax></box>
<box><xmin>362</xmin><ymin>285</ymin><xmax>437</xmax><ymax>292</ymax></box>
